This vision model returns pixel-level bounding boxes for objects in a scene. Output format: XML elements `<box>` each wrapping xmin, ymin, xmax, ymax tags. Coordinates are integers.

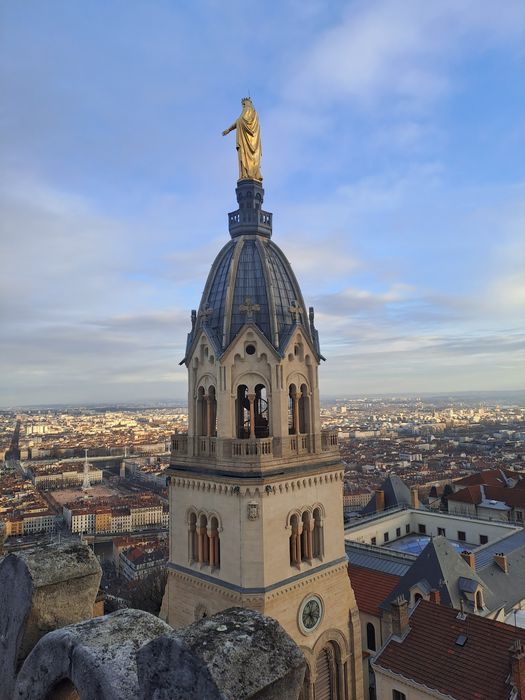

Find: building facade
<box><xmin>163</xmin><ymin>177</ymin><xmax>363</xmax><ymax>699</ymax></box>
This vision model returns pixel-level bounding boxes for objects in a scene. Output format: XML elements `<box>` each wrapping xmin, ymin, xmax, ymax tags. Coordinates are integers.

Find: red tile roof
<box><xmin>374</xmin><ymin>600</ymin><xmax>525</xmax><ymax>700</ymax></box>
<box><xmin>455</xmin><ymin>469</ymin><xmax>525</xmax><ymax>488</ymax></box>
<box><xmin>347</xmin><ymin>564</ymin><xmax>400</xmax><ymax>617</ymax></box>
<box><xmin>448</xmin><ymin>485</ymin><xmax>482</xmax><ymax>505</ymax></box>
<box><xmin>449</xmin><ymin>484</ymin><xmax>525</xmax><ymax>509</ymax></box>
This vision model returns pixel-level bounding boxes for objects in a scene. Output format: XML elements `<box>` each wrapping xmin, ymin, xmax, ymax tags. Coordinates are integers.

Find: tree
<box><xmin>127</xmin><ymin>567</ymin><xmax>168</xmax><ymax>616</ymax></box>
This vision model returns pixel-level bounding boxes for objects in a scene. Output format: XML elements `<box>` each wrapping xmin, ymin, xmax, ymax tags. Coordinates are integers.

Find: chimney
<box><xmin>510</xmin><ymin>639</ymin><xmax>525</xmax><ymax>700</ymax></box>
<box><xmin>494</xmin><ymin>553</ymin><xmax>509</xmax><ymax>573</ymax></box>
<box><xmin>391</xmin><ymin>595</ymin><xmax>409</xmax><ymax>636</ymax></box>
<box><xmin>461</xmin><ymin>550</ymin><xmax>476</xmax><ymax>569</ymax></box>
<box><xmin>429</xmin><ymin>589</ymin><xmax>441</xmax><ymax>604</ymax></box>
<box><xmin>375</xmin><ymin>490</ymin><xmax>385</xmax><ymax>512</ymax></box>
<box><xmin>410</xmin><ymin>487</ymin><xmax>419</xmax><ymax>510</ymax></box>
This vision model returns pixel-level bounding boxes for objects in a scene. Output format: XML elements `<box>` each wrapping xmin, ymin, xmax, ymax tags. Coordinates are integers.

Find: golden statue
<box><xmin>222</xmin><ymin>98</ymin><xmax>262</xmax><ymax>181</ymax></box>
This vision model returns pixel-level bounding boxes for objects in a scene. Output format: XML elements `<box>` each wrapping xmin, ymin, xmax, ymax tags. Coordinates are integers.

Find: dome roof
<box><xmin>184</xmin><ymin>180</ymin><xmax>322</xmax><ymax>360</ymax></box>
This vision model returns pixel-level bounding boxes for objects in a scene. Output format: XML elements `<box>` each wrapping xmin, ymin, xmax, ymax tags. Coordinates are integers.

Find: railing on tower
<box><xmin>321</xmin><ymin>430</ymin><xmax>339</xmax><ymax>451</ymax></box>
<box><xmin>171</xmin><ymin>430</ymin><xmax>340</xmax><ymax>461</ymax></box>
<box><xmin>230</xmin><ymin>438</ymin><xmax>273</xmax><ymax>457</ymax></box>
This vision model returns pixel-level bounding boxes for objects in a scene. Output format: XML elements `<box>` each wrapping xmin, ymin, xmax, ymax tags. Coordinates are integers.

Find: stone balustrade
<box><xmin>171</xmin><ymin>431</ymin><xmax>339</xmax><ymax>464</ymax></box>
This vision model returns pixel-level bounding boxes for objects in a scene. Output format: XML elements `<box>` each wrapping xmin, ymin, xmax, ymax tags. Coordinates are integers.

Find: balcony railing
<box><xmin>321</xmin><ymin>430</ymin><xmax>339</xmax><ymax>451</ymax></box>
<box><xmin>171</xmin><ymin>430</ymin><xmax>340</xmax><ymax>462</ymax></box>
<box><xmin>289</xmin><ymin>434</ymin><xmax>310</xmax><ymax>454</ymax></box>
<box><xmin>231</xmin><ymin>438</ymin><xmax>273</xmax><ymax>457</ymax></box>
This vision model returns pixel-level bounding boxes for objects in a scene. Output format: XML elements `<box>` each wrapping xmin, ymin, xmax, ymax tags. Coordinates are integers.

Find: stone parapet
<box><xmin>0</xmin><ymin>541</ymin><xmax>305</xmax><ymax>700</ymax></box>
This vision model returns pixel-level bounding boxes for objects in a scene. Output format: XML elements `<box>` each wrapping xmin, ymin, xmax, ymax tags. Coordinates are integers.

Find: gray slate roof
<box><xmin>380</xmin><ymin>536</ymin><xmax>488</xmax><ymax>611</ymax></box>
<box><xmin>361</xmin><ymin>474</ymin><xmax>412</xmax><ymax>515</ymax></box>
<box><xmin>345</xmin><ymin>542</ymin><xmax>414</xmax><ymax>577</ymax></box>
<box><xmin>474</xmin><ymin>528</ymin><xmax>525</xmax><ymax>569</ymax></box>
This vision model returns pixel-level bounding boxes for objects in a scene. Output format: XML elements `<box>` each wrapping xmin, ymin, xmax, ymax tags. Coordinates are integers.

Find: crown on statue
<box><xmin>242</xmin><ymin>96</ymin><xmax>252</xmax><ymax>103</ymax></box>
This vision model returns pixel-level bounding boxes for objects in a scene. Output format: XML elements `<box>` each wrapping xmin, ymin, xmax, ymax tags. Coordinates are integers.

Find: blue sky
<box><xmin>1</xmin><ymin>0</ymin><xmax>524</xmax><ymax>406</ymax></box>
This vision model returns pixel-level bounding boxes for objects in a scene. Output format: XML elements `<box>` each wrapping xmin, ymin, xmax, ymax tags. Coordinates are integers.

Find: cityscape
<box><xmin>2</xmin><ymin>2</ymin><xmax>525</xmax><ymax>699</ymax></box>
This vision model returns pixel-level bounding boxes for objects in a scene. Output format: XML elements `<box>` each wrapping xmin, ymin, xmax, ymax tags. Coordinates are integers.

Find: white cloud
<box><xmin>286</xmin><ymin>0</ymin><xmax>525</xmax><ymax>109</ymax></box>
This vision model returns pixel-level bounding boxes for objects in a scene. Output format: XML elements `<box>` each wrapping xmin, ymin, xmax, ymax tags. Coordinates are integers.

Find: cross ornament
<box><xmin>199</xmin><ymin>306</ymin><xmax>213</xmax><ymax>323</ymax></box>
<box><xmin>288</xmin><ymin>300</ymin><xmax>303</xmax><ymax>322</ymax></box>
<box><xmin>239</xmin><ymin>297</ymin><xmax>260</xmax><ymax>319</ymax></box>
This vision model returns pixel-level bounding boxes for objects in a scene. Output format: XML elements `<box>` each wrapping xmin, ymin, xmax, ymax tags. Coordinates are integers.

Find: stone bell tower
<box><xmin>163</xmin><ymin>178</ymin><xmax>363</xmax><ymax>700</ymax></box>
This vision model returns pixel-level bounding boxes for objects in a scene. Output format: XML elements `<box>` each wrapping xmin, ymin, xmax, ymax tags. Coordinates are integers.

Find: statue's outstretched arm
<box><xmin>222</xmin><ymin>121</ymin><xmax>237</xmax><ymax>136</ymax></box>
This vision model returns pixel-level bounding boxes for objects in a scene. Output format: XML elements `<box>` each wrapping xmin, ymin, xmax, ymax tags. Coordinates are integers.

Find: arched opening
<box><xmin>189</xmin><ymin>512</ymin><xmax>198</xmax><ymax>561</ymax></box>
<box><xmin>207</xmin><ymin>386</ymin><xmax>217</xmax><ymax>437</ymax></box>
<box><xmin>414</xmin><ymin>593</ymin><xmax>423</xmax><ymax>604</ymax></box>
<box><xmin>197</xmin><ymin>386</ymin><xmax>207</xmax><ymax>436</ymax></box>
<box><xmin>236</xmin><ymin>385</ymin><xmax>250</xmax><ymax>438</ymax></box>
<box><xmin>198</xmin><ymin>514</ymin><xmax>209</xmax><ymax>564</ymax></box>
<box><xmin>315</xmin><ymin>643</ymin><xmax>339</xmax><ymax>700</ymax></box>
<box><xmin>299</xmin><ymin>383</ymin><xmax>310</xmax><ymax>434</ymax></box>
<box><xmin>366</xmin><ymin>622</ymin><xmax>376</xmax><ymax>651</ymax></box>
<box><xmin>290</xmin><ymin>514</ymin><xmax>301</xmax><ymax>566</ymax></box>
<box><xmin>312</xmin><ymin>507</ymin><xmax>323</xmax><ymax>559</ymax></box>
<box><xmin>209</xmin><ymin>516</ymin><xmax>220</xmax><ymax>568</ymax></box>
<box><xmin>288</xmin><ymin>384</ymin><xmax>297</xmax><ymax>435</ymax></box>
<box><xmin>254</xmin><ymin>383</ymin><xmax>269</xmax><ymax>438</ymax></box>
<box><xmin>45</xmin><ymin>679</ymin><xmax>80</xmax><ymax>700</ymax></box>
<box><xmin>476</xmin><ymin>590</ymin><xmax>483</xmax><ymax>610</ymax></box>
<box><xmin>301</xmin><ymin>511</ymin><xmax>312</xmax><ymax>561</ymax></box>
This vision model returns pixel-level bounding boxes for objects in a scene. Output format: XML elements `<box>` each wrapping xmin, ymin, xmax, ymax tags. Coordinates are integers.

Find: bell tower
<box><xmin>163</xmin><ymin>177</ymin><xmax>363</xmax><ymax>699</ymax></box>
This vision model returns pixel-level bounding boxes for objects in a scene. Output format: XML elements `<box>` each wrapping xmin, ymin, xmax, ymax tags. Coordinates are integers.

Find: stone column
<box><xmin>306</xmin><ymin>521</ymin><xmax>314</xmax><ymax>560</ymax></box>
<box><xmin>206</xmin><ymin>394</ymin><xmax>212</xmax><ymax>437</ymax></box>
<box><xmin>248</xmin><ymin>393</ymin><xmax>256</xmax><ymax>439</ymax></box>
<box><xmin>293</xmin><ymin>393</ymin><xmax>300</xmax><ymax>435</ymax></box>
<box><xmin>208</xmin><ymin>529</ymin><xmax>215</xmax><ymax>567</ymax></box>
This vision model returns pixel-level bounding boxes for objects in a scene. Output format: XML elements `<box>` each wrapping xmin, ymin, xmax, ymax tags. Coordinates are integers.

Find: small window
<box><xmin>384</xmin><ymin>532</ymin><xmax>389</xmax><ymax>543</ymax></box>
<box><xmin>458</xmin><ymin>531</ymin><xmax>466</xmax><ymax>542</ymax></box>
<box><xmin>371</xmin><ymin>537</ymin><xmax>376</xmax><ymax>546</ymax></box>
<box><xmin>517</xmin><ymin>511</ymin><xmax>523</xmax><ymax>522</ymax></box>
<box><xmin>366</xmin><ymin>622</ymin><xmax>376</xmax><ymax>651</ymax></box>
<box><xmin>393</xmin><ymin>691</ymin><xmax>407</xmax><ymax>700</ymax></box>
<box><xmin>245</xmin><ymin>344</ymin><xmax>256</xmax><ymax>355</ymax></box>
<box><xmin>480</xmin><ymin>534</ymin><xmax>488</xmax><ymax>545</ymax></box>
<box><xmin>418</xmin><ymin>524</ymin><xmax>426</xmax><ymax>534</ymax></box>
<box><xmin>438</xmin><ymin>527</ymin><xmax>446</xmax><ymax>536</ymax></box>
<box><xmin>414</xmin><ymin>593</ymin><xmax>423</xmax><ymax>604</ymax></box>
<box><xmin>396</xmin><ymin>527</ymin><xmax>401</xmax><ymax>537</ymax></box>
<box><xmin>476</xmin><ymin>590</ymin><xmax>483</xmax><ymax>609</ymax></box>
<box><xmin>405</xmin><ymin>524</ymin><xmax>410</xmax><ymax>534</ymax></box>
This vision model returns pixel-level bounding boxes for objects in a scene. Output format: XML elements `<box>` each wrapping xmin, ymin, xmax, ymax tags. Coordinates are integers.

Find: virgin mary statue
<box><xmin>222</xmin><ymin>98</ymin><xmax>262</xmax><ymax>181</ymax></box>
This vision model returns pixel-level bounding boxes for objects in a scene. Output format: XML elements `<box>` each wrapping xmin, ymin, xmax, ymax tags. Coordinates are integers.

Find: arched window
<box><xmin>312</xmin><ymin>507</ymin><xmax>323</xmax><ymax>559</ymax></box>
<box><xmin>208</xmin><ymin>386</ymin><xmax>217</xmax><ymax>437</ymax></box>
<box><xmin>189</xmin><ymin>512</ymin><xmax>198</xmax><ymax>561</ymax></box>
<box><xmin>288</xmin><ymin>384</ymin><xmax>297</xmax><ymax>435</ymax></box>
<box><xmin>301</xmin><ymin>511</ymin><xmax>312</xmax><ymax>561</ymax></box>
<box><xmin>198</xmin><ymin>514</ymin><xmax>209</xmax><ymax>564</ymax></box>
<box><xmin>414</xmin><ymin>593</ymin><xmax>423</xmax><ymax>604</ymax></box>
<box><xmin>315</xmin><ymin>644</ymin><xmax>338</xmax><ymax>700</ymax></box>
<box><xmin>209</xmin><ymin>516</ymin><xmax>220</xmax><ymax>568</ymax></box>
<box><xmin>197</xmin><ymin>386</ymin><xmax>207</xmax><ymax>436</ymax></box>
<box><xmin>299</xmin><ymin>383</ymin><xmax>309</xmax><ymax>434</ymax></box>
<box><xmin>366</xmin><ymin>622</ymin><xmax>376</xmax><ymax>651</ymax></box>
<box><xmin>290</xmin><ymin>514</ymin><xmax>301</xmax><ymax>566</ymax></box>
<box><xmin>254</xmin><ymin>383</ymin><xmax>269</xmax><ymax>438</ymax></box>
<box><xmin>236</xmin><ymin>385</ymin><xmax>250</xmax><ymax>438</ymax></box>
<box><xmin>476</xmin><ymin>590</ymin><xmax>483</xmax><ymax>610</ymax></box>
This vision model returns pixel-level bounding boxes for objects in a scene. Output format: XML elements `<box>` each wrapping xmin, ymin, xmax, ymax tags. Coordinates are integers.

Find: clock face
<box><xmin>299</xmin><ymin>595</ymin><xmax>323</xmax><ymax>634</ymax></box>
